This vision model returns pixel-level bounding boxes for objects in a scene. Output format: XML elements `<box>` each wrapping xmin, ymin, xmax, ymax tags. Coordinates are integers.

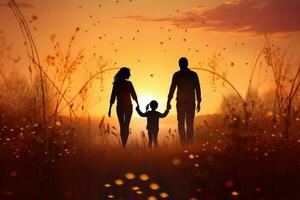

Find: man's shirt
<box><xmin>168</xmin><ymin>68</ymin><xmax>201</xmax><ymax>103</ymax></box>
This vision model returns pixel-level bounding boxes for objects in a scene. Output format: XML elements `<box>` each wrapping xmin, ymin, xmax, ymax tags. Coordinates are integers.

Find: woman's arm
<box><xmin>108</xmin><ymin>84</ymin><xmax>116</xmax><ymax>117</ymax></box>
<box><xmin>130</xmin><ymin>82</ymin><xmax>139</xmax><ymax>106</ymax></box>
<box><xmin>136</xmin><ymin>106</ymin><xmax>147</xmax><ymax>117</ymax></box>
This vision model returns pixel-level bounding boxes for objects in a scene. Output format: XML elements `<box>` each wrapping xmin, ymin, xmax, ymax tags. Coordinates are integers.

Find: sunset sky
<box><xmin>1</xmin><ymin>0</ymin><xmax>300</xmax><ymax>122</ymax></box>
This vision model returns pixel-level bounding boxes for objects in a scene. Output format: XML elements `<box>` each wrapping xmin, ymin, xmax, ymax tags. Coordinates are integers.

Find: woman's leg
<box><xmin>123</xmin><ymin>107</ymin><xmax>132</xmax><ymax>146</ymax></box>
<box><xmin>116</xmin><ymin>105</ymin><xmax>126</xmax><ymax>147</ymax></box>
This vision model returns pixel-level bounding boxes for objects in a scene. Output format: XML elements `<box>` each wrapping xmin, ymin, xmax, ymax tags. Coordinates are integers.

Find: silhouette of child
<box><xmin>136</xmin><ymin>100</ymin><xmax>169</xmax><ymax>148</ymax></box>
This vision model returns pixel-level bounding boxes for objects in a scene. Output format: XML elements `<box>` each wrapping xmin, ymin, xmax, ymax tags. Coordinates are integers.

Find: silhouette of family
<box><xmin>108</xmin><ymin>57</ymin><xmax>202</xmax><ymax>147</ymax></box>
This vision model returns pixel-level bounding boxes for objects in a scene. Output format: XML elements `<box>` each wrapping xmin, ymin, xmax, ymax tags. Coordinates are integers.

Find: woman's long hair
<box><xmin>114</xmin><ymin>67</ymin><xmax>130</xmax><ymax>84</ymax></box>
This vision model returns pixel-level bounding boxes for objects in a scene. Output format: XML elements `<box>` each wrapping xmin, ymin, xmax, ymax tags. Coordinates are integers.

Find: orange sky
<box><xmin>1</xmin><ymin>0</ymin><xmax>300</xmax><ymax>123</ymax></box>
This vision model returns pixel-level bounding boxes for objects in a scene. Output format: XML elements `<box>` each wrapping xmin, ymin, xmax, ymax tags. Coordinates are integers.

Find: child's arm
<box><xmin>159</xmin><ymin>109</ymin><xmax>169</xmax><ymax>118</ymax></box>
<box><xmin>136</xmin><ymin>106</ymin><xmax>147</xmax><ymax>117</ymax></box>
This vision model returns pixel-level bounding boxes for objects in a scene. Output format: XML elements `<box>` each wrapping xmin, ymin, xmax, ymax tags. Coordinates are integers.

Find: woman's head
<box><xmin>146</xmin><ymin>100</ymin><xmax>158</xmax><ymax>111</ymax></box>
<box><xmin>114</xmin><ymin>67</ymin><xmax>131</xmax><ymax>83</ymax></box>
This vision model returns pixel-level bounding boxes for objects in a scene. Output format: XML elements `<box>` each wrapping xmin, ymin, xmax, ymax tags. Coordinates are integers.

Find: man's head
<box><xmin>179</xmin><ymin>57</ymin><xmax>188</xmax><ymax>69</ymax></box>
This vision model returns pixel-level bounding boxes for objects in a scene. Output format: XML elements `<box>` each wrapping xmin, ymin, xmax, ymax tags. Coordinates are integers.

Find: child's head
<box><xmin>146</xmin><ymin>100</ymin><xmax>158</xmax><ymax>111</ymax></box>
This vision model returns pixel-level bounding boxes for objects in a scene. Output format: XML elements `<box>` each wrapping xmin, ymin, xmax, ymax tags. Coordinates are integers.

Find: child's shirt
<box><xmin>136</xmin><ymin>108</ymin><xmax>169</xmax><ymax>132</ymax></box>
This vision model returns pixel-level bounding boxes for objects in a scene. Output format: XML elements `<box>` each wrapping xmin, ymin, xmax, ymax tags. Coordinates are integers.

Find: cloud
<box><xmin>113</xmin><ymin>0</ymin><xmax>300</xmax><ymax>33</ymax></box>
<box><xmin>0</xmin><ymin>2</ymin><xmax>36</xmax><ymax>9</ymax></box>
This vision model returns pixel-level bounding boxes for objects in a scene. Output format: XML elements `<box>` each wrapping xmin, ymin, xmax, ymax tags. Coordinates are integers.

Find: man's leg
<box><xmin>186</xmin><ymin>102</ymin><xmax>195</xmax><ymax>144</ymax></box>
<box><xmin>176</xmin><ymin>102</ymin><xmax>186</xmax><ymax>144</ymax></box>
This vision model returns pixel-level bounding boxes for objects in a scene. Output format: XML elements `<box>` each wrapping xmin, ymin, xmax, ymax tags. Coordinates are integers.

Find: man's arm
<box><xmin>195</xmin><ymin>73</ymin><xmax>201</xmax><ymax>112</ymax></box>
<box><xmin>167</xmin><ymin>74</ymin><xmax>177</xmax><ymax>109</ymax></box>
<box><xmin>159</xmin><ymin>109</ymin><xmax>169</xmax><ymax>118</ymax></box>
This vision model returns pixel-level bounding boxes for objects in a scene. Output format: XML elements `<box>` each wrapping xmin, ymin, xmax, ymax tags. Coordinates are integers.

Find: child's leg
<box><xmin>148</xmin><ymin>131</ymin><xmax>153</xmax><ymax>148</ymax></box>
<box><xmin>153</xmin><ymin>131</ymin><xmax>158</xmax><ymax>147</ymax></box>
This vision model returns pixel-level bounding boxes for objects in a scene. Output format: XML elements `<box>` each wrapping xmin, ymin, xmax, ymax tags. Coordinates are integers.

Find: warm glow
<box><xmin>137</xmin><ymin>94</ymin><xmax>163</xmax><ymax>111</ymax></box>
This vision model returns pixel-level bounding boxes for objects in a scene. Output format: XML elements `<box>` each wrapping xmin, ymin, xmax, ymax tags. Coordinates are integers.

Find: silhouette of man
<box><xmin>167</xmin><ymin>57</ymin><xmax>201</xmax><ymax>144</ymax></box>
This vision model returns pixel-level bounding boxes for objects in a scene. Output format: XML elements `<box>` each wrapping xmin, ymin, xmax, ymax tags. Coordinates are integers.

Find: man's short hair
<box><xmin>179</xmin><ymin>57</ymin><xmax>188</xmax><ymax>69</ymax></box>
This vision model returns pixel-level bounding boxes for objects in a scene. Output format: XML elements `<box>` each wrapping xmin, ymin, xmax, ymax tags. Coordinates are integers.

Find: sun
<box><xmin>132</xmin><ymin>94</ymin><xmax>167</xmax><ymax>118</ymax></box>
<box><xmin>138</xmin><ymin>95</ymin><xmax>157</xmax><ymax>111</ymax></box>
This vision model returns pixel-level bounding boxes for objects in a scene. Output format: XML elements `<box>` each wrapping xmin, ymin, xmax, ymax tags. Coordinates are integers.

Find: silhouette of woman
<box><xmin>108</xmin><ymin>67</ymin><xmax>139</xmax><ymax>147</ymax></box>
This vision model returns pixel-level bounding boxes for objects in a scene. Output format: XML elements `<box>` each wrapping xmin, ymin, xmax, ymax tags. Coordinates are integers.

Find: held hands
<box><xmin>136</xmin><ymin>105</ymin><xmax>140</xmax><ymax>111</ymax></box>
<box><xmin>167</xmin><ymin>103</ymin><xmax>171</xmax><ymax>111</ymax></box>
<box><xmin>135</xmin><ymin>100</ymin><xmax>140</xmax><ymax>108</ymax></box>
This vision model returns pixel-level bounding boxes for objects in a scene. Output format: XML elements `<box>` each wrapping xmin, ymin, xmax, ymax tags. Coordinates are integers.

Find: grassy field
<box><xmin>1</xmin><ymin>116</ymin><xmax>300</xmax><ymax>200</ymax></box>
